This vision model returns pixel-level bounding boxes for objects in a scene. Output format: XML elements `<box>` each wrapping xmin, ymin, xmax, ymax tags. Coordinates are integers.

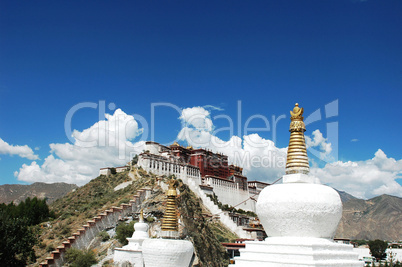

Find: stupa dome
<box><xmin>257</xmin><ymin>182</ymin><xmax>342</xmax><ymax>238</ymax></box>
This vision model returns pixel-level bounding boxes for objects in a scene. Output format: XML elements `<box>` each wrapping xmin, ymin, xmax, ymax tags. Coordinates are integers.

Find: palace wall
<box><xmin>138</xmin><ymin>154</ymin><xmax>256</xmax><ymax>212</ymax></box>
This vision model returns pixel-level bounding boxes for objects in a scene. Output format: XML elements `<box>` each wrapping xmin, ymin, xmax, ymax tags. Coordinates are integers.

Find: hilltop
<box><xmin>0</xmin><ymin>182</ymin><xmax>78</xmax><ymax>204</ymax></box>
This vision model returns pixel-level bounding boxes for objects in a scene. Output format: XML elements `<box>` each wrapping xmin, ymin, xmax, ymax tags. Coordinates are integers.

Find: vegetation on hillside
<box><xmin>64</xmin><ymin>248</ymin><xmax>97</xmax><ymax>267</ymax></box>
<box><xmin>207</xmin><ymin>193</ymin><xmax>257</xmax><ymax>217</ymax></box>
<box><xmin>177</xmin><ymin>180</ymin><xmax>231</xmax><ymax>267</ymax></box>
<box><xmin>115</xmin><ymin>221</ymin><xmax>136</xmax><ymax>245</ymax></box>
<box><xmin>33</xmin><ymin>169</ymin><xmax>155</xmax><ymax>265</ymax></box>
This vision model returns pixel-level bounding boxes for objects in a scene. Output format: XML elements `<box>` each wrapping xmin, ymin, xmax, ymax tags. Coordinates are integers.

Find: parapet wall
<box><xmin>39</xmin><ymin>188</ymin><xmax>151</xmax><ymax>267</ymax></box>
<box><xmin>138</xmin><ymin>154</ymin><xmax>202</xmax><ymax>185</ymax></box>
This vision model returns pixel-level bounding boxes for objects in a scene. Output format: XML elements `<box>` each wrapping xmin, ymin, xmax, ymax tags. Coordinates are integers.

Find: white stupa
<box><xmin>233</xmin><ymin>103</ymin><xmax>363</xmax><ymax>267</ymax></box>
<box><xmin>113</xmin><ymin>210</ymin><xmax>149</xmax><ymax>266</ymax></box>
<box><xmin>142</xmin><ymin>179</ymin><xmax>194</xmax><ymax>267</ymax></box>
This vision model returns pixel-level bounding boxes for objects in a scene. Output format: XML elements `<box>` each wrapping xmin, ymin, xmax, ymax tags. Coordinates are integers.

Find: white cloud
<box><xmin>0</xmin><ymin>138</ymin><xmax>39</xmax><ymax>160</ymax></box>
<box><xmin>351</xmin><ymin>139</ymin><xmax>359</xmax><ymax>142</ymax></box>
<box><xmin>178</xmin><ymin>106</ymin><xmax>402</xmax><ymax>199</ymax></box>
<box><xmin>305</xmin><ymin>129</ymin><xmax>332</xmax><ymax>160</ymax></box>
<box><xmin>310</xmin><ymin>149</ymin><xmax>402</xmax><ymax>199</ymax></box>
<box><xmin>203</xmin><ymin>105</ymin><xmax>224</xmax><ymax>111</ymax></box>
<box><xmin>180</xmin><ymin>107</ymin><xmax>213</xmax><ymax>132</ymax></box>
<box><xmin>15</xmin><ymin>109</ymin><xmax>145</xmax><ymax>185</ymax></box>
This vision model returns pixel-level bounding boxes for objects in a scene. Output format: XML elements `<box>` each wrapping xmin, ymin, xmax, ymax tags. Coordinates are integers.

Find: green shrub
<box><xmin>65</xmin><ymin>248</ymin><xmax>97</xmax><ymax>267</ymax></box>
<box><xmin>98</xmin><ymin>231</ymin><xmax>110</xmax><ymax>242</ymax></box>
<box><xmin>115</xmin><ymin>221</ymin><xmax>135</xmax><ymax>245</ymax></box>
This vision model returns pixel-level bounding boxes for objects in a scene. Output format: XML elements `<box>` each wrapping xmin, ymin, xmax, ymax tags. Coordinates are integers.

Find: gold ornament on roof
<box><xmin>172</xmin><ymin>141</ymin><xmax>180</xmax><ymax>146</ymax></box>
<box><xmin>161</xmin><ymin>179</ymin><xmax>179</xmax><ymax>232</ymax></box>
<box><xmin>286</xmin><ymin>103</ymin><xmax>309</xmax><ymax>175</ymax></box>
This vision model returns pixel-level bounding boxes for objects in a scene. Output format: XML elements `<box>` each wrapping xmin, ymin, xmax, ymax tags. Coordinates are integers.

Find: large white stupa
<box><xmin>233</xmin><ymin>103</ymin><xmax>363</xmax><ymax>267</ymax></box>
<box><xmin>113</xmin><ymin>210</ymin><xmax>149</xmax><ymax>266</ymax></box>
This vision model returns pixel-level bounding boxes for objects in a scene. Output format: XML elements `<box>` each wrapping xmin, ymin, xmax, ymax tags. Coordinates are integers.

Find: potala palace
<box><xmin>137</xmin><ymin>141</ymin><xmax>269</xmax><ymax>213</ymax></box>
<box><xmin>100</xmin><ymin>140</ymin><xmax>270</xmax><ymax>213</ymax></box>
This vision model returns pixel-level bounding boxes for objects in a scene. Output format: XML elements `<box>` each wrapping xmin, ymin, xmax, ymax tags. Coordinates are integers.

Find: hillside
<box><xmin>0</xmin><ymin>182</ymin><xmax>78</xmax><ymax>204</ymax></box>
<box><xmin>336</xmin><ymin>194</ymin><xmax>402</xmax><ymax>241</ymax></box>
<box><xmin>33</xmin><ymin>169</ymin><xmax>234</xmax><ymax>266</ymax></box>
<box><xmin>32</xmin><ymin>170</ymin><xmax>148</xmax><ymax>265</ymax></box>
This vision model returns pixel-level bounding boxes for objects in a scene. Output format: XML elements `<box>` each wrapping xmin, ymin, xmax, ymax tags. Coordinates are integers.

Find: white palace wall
<box><xmin>205</xmin><ymin>177</ymin><xmax>255</xmax><ymax>212</ymax></box>
<box><xmin>138</xmin><ymin>154</ymin><xmax>256</xmax><ymax>212</ymax></box>
<box><xmin>137</xmin><ymin>154</ymin><xmax>202</xmax><ymax>186</ymax></box>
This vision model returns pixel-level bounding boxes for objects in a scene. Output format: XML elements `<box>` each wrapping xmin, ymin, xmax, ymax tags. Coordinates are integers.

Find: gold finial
<box><xmin>161</xmin><ymin>179</ymin><xmax>178</xmax><ymax>232</ymax></box>
<box><xmin>290</xmin><ymin>103</ymin><xmax>304</xmax><ymax>121</ymax></box>
<box><xmin>172</xmin><ymin>141</ymin><xmax>180</xmax><ymax>146</ymax></box>
<box><xmin>140</xmin><ymin>209</ymin><xmax>144</xmax><ymax>223</ymax></box>
<box><xmin>186</xmin><ymin>145</ymin><xmax>193</xmax><ymax>150</ymax></box>
<box><xmin>286</xmin><ymin>103</ymin><xmax>309</xmax><ymax>175</ymax></box>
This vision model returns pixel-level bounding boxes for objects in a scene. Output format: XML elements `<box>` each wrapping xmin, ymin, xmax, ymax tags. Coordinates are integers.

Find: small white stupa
<box><xmin>113</xmin><ymin>210</ymin><xmax>149</xmax><ymax>266</ymax></box>
<box><xmin>233</xmin><ymin>103</ymin><xmax>363</xmax><ymax>267</ymax></box>
<box><xmin>142</xmin><ymin>179</ymin><xmax>194</xmax><ymax>267</ymax></box>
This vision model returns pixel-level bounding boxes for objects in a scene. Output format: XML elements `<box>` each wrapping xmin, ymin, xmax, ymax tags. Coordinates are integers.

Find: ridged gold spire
<box><xmin>286</xmin><ymin>103</ymin><xmax>310</xmax><ymax>174</ymax></box>
<box><xmin>161</xmin><ymin>179</ymin><xmax>179</xmax><ymax>232</ymax></box>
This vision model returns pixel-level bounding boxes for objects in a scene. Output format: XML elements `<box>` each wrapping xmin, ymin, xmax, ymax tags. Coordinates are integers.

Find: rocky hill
<box><xmin>335</xmin><ymin>189</ymin><xmax>358</xmax><ymax>203</ymax></box>
<box><xmin>32</xmin><ymin>169</ymin><xmax>233</xmax><ymax>266</ymax></box>
<box><xmin>335</xmin><ymin>194</ymin><xmax>402</xmax><ymax>241</ymax></box>
<box><xmin>0</xmin><ymin>182</ymin><xmax>78</xmax><ymax>204</ymax></box>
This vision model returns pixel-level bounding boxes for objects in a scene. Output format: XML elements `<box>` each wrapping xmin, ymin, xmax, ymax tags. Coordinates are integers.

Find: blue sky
<box><xmin>0</xmin><ymin>1</ymin><xmax>401</xmax><ymax>198</ymax></box>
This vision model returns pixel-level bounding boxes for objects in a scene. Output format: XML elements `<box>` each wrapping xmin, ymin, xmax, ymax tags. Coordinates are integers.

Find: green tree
<box><xmin>0</xmin><ymin>210</ymin><xmax>37</xmax><ymax>266</ymax></box>
<box><xmin>368</xmin><ymin>239</ymin><xmax>388</xmax><ymax>261</ymax></box>
<box><xmin>65</xmin><ymin>248</ymin><xmax>97</xmax><ymax>267</ymax></box>
<box><xmin>0</xmin><ymin>197</ymin><xmax>53</xmax><ymax>226</ymax></box>
<box><xmin>115</xmin><ymin>221</ymin><xmax>135</xmax><ymax>245</ymax></box>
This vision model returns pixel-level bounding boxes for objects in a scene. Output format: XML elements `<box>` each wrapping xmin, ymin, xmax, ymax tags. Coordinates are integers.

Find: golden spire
<box><xmin>286</xmin><ymin>103</ymin><xmax>310</xmax><ymax>174</ymax></box>
<box><xmin>139</xmin><ymin>209</ymin><xmax>144</xmax><ymax>223</ymax></box>
<box><xmin>161</xmin><ymin>179</ymin><xmax>178</xmax><ymax>232</ymax></box>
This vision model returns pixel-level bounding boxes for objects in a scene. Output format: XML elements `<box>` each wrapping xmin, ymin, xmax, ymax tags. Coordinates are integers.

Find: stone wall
<box><xmin>39</xmin><ymin>188</ymin><xmax>151</xmax><ymax>267</ymax></box>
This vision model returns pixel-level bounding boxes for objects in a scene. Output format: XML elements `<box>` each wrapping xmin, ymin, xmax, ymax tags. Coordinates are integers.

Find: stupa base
<box><xmin>113</xmin><ymin>247</ymin><xmax>143</xmax><ymax>266</ymax></box>
<box><xmin>232</xmin><ymin>237</ymin><xmax>363</xmax><ymax>267</ymax></box>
